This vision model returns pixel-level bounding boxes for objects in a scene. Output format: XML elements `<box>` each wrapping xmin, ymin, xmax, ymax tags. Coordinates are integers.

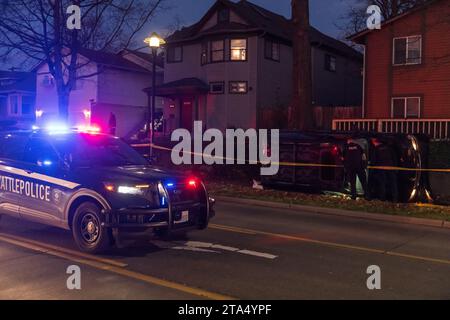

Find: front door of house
<box><xmin>180</xmin><ymin>98</ymin><xmax>193</xmax><ymax>131</ymax></box>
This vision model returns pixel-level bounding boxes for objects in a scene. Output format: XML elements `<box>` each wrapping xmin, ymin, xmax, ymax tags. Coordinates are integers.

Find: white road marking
<box><xmin>153</xmin><ymin>240</ymin><xmax>277</xmax><ymax>260</ymax></box>
<box><xmin>211</xmin><ymin>244</ymin><xmax>240</xmax><ymax>252</ymax></box>
<box><xmin>172</xmin><ymin>246</ymin><xmax>220</xmax><ymax>253</ymax></box>
<box><xmin>183</xmin><ymin>241</ymin><xmax>214</xmax><ymax>248</ymax></box>
<box><xmin>237</xmin><ymin>250</ymin><xmax>278</xmax><ymax>260</ymax></box>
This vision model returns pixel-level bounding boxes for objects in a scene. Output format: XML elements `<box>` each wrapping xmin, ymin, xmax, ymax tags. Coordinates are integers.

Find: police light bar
<box><xmin>46</xmin><ymin>123</ymin><xmax>70</xmax><ymax>134</ymax></box>
<box><xmin>187</xmin><ymin>178</ymin><xmax>198</xmax><ymax>188</ymax></box>
<box><xmin>75</xmin><ymin>125</ymin><xmax>101</xmax><ymax>134</ymax></box>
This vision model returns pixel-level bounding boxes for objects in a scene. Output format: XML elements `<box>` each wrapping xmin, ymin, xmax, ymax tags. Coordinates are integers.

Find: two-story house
<box><xmin>0</xmin><ymin>70</ymin><xmax>36</xmax><ymax>128</ymax></box>
<box><xmin>146</xmin><ymin>0</ymin><xmax>363</xmax><ymax>134</ymax></box>
<box><xmin>335</xmin><ymin>0</ymin><xmax>450</xmax><ymax>140</ymax></box>
<box><xmin>35</xmin><ymin>48</ymin><xmax>164</xmax><ymax>138</ymax></box>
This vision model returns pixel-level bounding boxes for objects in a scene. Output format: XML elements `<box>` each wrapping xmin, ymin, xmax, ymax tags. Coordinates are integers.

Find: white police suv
<box><xmin>0</xmin><ymin>127</ymin><xmax>214</xmax><ymax>253</ymax></box>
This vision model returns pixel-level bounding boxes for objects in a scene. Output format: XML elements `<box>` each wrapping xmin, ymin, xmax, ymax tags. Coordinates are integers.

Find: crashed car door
<box><xmin>18</xmin><ymin>137</ymin><xmax>80</xmax><ymax>226</ymax></box>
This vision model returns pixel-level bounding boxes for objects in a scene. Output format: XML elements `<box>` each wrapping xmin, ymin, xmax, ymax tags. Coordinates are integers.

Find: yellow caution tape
<box><xmin>131</xmin><ymin>143</ymin><xmax>450</xmax><ymax>173</ymax></box>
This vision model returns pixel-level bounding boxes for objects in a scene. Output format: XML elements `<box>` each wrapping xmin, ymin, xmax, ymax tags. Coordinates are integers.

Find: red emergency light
<box><xmin>187</xmin><ymin>178</ymin><xmax>198</xmax><ymax>188</ymax></box>
<box><xmin>77</xmin><ymin>124</ymin><xmax>101</xmax><ymax>134</ymax></box>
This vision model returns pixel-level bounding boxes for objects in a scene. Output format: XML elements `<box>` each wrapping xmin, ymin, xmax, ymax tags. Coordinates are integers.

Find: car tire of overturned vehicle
<box><xmin>72</xmin><ymin>202</ymin><xmax>112</xmax><ymax>254</ymax></box>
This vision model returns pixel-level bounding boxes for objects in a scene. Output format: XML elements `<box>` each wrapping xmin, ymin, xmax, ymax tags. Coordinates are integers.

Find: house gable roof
<box><xmin>349</xmin><ymin>0</ymin><xmax>442</xmax><ymax>44</ymax></box>
<box><xmin>166</xmin><ymin>0</ymin><xmax>362</xmax><ymax>60</ymax></box>
<box><xmin>0</xmin><ymin>71</ymin><xmax>36</xmax><ymax>93</ymax></box>
<box><xmin>126</xmin><ymin>50</ymin><xmax>164</xmax><ymax>68</ymax></box>
<box><xmin>32</xmin><ymin>48</ymin><xmax>155</xmax><ymax>74</ymax></box>
<box><xmin>77</xmin><ymin>48</ymin><xmax>152</xmax><ymax>73</ymax></box>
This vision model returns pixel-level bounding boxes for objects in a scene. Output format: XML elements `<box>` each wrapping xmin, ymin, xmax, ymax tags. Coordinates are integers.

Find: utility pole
<box><xmin>290</xmin><ymin>0</ymin><xmax>313</xmax><ymax>130</ymax></box>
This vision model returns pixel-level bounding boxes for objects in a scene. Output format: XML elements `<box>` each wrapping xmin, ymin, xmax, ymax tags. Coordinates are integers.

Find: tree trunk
<box><xmin>290</xmin><ymin>0</ymin><xmax>313</xmax><ymax>131</ymax></box>
<box><xmin>52</xmin><ymin>0</ymin><xmax>70</xmax><ymax>123</ymax></box>
<box><xmin>57</xmin><ymin>89</ymin><xmax>70</xmax><ymax>122</ymax></box>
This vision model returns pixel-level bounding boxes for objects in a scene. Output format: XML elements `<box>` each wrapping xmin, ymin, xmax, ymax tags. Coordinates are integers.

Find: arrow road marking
<box><xmin>151</xmin><ymin>240</ymin><xmax>278</xmax><ymax>260</ymax></box>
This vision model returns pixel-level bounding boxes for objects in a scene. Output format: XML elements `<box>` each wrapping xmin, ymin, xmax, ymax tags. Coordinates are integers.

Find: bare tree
<box><xmin>290</xmin><ymin>0</ymin><xmax>313</xmax><ymax>130</ymax></box>
<box><xmin>0</xmin><ymin>0</ymin><xmax>166</xmax><ymax>122</ymax></box>
<box><xmin>338</xmin><ymin>0</ymin><xmax>428</xmax><ymax>37</ymax></box>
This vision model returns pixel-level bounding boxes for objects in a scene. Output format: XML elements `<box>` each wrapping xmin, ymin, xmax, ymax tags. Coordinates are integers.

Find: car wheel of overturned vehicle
<box><xmin>72</xmin><ymin>202</ymin><xmax>112</xmax><ymax>253</ymax></box>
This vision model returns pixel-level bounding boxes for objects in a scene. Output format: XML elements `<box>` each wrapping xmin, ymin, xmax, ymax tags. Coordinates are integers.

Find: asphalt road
<box><xmin>1</xmin><ymin>201</ymin><xmax>450</xmax><ymax>300</ymax></box>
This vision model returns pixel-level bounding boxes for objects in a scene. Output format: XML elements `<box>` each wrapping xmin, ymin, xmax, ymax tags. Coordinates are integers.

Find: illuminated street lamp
<box><xmin>144</xmin><ymin>32</ymin><xmax>165</xmax><ymax>159</ymax></box>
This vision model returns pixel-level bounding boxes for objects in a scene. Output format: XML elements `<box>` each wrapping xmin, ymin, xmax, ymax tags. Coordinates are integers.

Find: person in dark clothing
<box><xmin>371</xmin><ymin>140</ymin><xmax>399</xmax><ymax>202</ymax></box>
<box><xmin>343</xmin><ymin>139</ymin><xmax>368</xmax><ymax>200</ymax></box>
<box><xmin>108</xmin><ymin>112</ymin><xmax>117</xmax><ymax>136</ymax></box>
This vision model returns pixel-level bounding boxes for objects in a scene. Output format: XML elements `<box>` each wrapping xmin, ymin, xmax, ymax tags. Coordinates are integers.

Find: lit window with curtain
<box><xmin>230</xmin><ymin>39</ymin><xmax>247</xmax><ymax>61</ymax></box>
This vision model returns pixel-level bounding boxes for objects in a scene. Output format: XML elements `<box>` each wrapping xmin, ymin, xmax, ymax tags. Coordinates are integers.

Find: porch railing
<box><xmin>332</xmin><ymin>119</ymin><xmax>450</xmax><ymax>141</ymax></box>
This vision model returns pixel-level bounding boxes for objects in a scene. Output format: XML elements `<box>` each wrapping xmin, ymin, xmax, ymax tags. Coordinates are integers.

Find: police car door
<box><xmin>19</xmin><ymin>136</ymin><xmax>78</xmax><ymax>226</ymax></box>
<box><xmin>0</xmin><ymin>132</ymin><xmax>29</xmax><ymax>219</ymax></box>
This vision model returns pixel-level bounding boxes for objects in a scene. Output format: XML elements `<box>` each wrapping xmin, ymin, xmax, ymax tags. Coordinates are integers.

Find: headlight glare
<box><xmin>117</xmin><ymin>186</ymin><xmax>144</xmax><ymax>195</ymax></box>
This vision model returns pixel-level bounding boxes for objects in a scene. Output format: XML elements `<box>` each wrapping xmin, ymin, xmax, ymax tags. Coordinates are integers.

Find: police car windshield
<box><xmin>51</xmin><ymin>133</ymin><xmax>148</xmax><ymax>168</ymax></box>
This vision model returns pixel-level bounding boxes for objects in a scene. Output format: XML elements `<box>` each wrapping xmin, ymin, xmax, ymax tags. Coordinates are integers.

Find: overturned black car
<box><xmin>261</xmin><ymin>131</ymin><xmax>431</xmax><ymax>203</ymax></box>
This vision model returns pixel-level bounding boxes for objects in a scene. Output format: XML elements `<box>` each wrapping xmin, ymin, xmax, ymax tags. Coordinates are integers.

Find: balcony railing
<box><xmin>332</xmin><ymin>119</ymin><xmax>450</xmax><ymax>141</ymax></box>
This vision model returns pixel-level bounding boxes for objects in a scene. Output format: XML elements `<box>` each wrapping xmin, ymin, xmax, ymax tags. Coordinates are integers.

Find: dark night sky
<box><xmin>150</xmin><ymin>0</ymin><xmax>353</xmax><ymax>38</ymax></box>
<box><xmin>1</xmin><ymin>0</ymin><xmax>356</xmax><ymax>70</ymax></box>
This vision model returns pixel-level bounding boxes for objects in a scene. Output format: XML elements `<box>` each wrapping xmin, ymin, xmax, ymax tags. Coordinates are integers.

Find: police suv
<box><xmin>0</xmin><ymin>127</ymin><xmax>214</xmax><ymax>253</ymax></box>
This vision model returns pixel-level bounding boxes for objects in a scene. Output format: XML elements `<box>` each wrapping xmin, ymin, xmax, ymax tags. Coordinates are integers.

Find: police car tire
<box><xmin>72</xmin><ymin>202</ymin><xmax>111</xmax><ymax>253</ymax></box>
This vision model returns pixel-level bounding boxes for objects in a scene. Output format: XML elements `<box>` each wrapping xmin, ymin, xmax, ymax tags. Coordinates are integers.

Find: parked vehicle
<box><xmin>0</xmin><ymin>126</ymin><xmax>215</xmax><ymax>253</ymax></box>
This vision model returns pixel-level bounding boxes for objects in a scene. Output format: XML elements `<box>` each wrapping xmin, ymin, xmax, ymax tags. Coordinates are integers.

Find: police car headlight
<box><xmin>104</xmin><ymin>183</ymin><xmax>151</xmax><ymax>195</ymax></box>
<box><xmin>117</xmin><ymin>186</ymin><xmax>144</xmax><ymax>195</ymax></box>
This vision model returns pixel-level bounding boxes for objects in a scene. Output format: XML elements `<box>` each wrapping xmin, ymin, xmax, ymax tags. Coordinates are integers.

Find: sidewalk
<box><xmin>215</xmin><ymin>196</ymin><xmax>450</xmax><ymax>229</ymax></box>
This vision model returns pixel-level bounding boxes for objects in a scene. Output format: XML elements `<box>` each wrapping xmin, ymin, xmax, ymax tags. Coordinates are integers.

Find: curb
<box><xmin>214</xmin><ymin>196</ymin><xmax>449</xmax><ymax>229</ymax></box>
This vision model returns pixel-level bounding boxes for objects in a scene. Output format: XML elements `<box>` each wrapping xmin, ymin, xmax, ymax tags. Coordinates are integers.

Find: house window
<box><xmin>7</xmin><ymin>94</ymin><xmax>34</xmax><ymax>117</ymax></box>
<box><xmin>167</xmin><ymin>46</ymin><xmax>183</xmax><ymax>63</ymax></box>
<box><xmin>392</xmin><ymin>97</ymin><xmax>421</xmax><ymax>118</ymax></box>
<box><xmin>218</xmin><ymin>8</ymin><xmax>230</xmax><ymax>23</ymax></box>
<box><xmin>264</xmin><ymin>40</ymin><xmax>280</xmax><ymax>61</ymax></box>
<box><xmin>209</xmin><ymin>82</ymin><xmax>225</xmax><ymax>94</ymax></box>
<box><xmin>230</xmin><ymin>39</ymin><xmax>247</xmax><ymax>61</ymax></box>
<box><xmin>393</xmin><ymin>36</ymin><xmax>422</xmax><ymax>65</ymax></box>
<box><xmin>9</xmin><ymin>95</ymin><xmax>19</xmax><ymax>115</ymax></box>
<box><xmin>21</xmin><ymin>95</ymin><xmax>33</xmax><ymax>115</ymax></box>
<box><xmin>42</xmin><ymin>75</ymin><xmax>54</xmax><ymax>87</ymax></box>
<box><xmin>229</xmin><ymin>81</ymin><xmax>248</xmax><ymax>94</ymax></box>
<box><xmin>325</xmin><ymin>54</ymin><xmax>337</xmax><ymax>72</ymax></box>
<box><xmin>211</xmin><ymin>40</ymin><xmax>225</xmax><ymax>62</ymax></box>
<box><xmin>0</xmin><ymin>96</ymin><xmax>6</xmax><ymax>116</ymax></box>
<box><xmin>201</xmin><ymin>42</ymin><xmax>208</xmax><ymax>65</ymax></box>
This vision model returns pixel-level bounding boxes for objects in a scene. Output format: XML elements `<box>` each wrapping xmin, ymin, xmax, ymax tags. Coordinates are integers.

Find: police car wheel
<box><xmin>72</xmin><ymin>202</ymin><xmax>111</xmax><ymax>253</ymax></box>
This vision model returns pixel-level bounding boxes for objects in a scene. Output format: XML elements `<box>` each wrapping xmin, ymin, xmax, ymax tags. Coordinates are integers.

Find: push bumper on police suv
<box><xmin>101</xmin><ymin>180</ymin><xmax>215</xmax><ymax>233</ymax></box>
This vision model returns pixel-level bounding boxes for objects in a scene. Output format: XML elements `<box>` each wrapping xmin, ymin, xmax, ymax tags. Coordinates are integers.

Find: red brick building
<box><xmin>352</xmin><ymin>0</ymin><xmax>449</xmax><ymax>120</ymax></box>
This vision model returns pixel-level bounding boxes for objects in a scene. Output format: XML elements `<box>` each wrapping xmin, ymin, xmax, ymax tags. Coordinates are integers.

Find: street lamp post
<box><xmin>144</xmin><ymin>32</ymin><xmax>165</xmax><ymax>159</ymax></box>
